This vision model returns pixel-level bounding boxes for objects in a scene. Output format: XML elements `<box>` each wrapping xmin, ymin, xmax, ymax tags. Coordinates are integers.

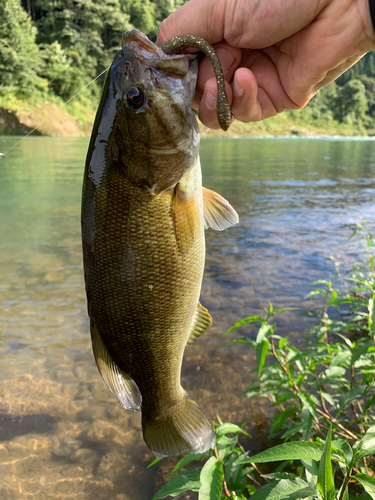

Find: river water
<box><xmin>0</xmin><ymin>136</ymin><xmax>374</xmax><ymax>499</ymax></box>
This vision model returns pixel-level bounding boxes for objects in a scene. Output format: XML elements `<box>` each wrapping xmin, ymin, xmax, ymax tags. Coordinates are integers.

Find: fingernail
<box><xmin>216</xmin><ymin>48</ymin><xmax>235</xmax><ymax>71</ymax></box>
<box><xmin>233</xmin><ymin>79</ymin><xmax>245</xmax><ymax>98</ymax></box>
<box><xmin>206</xmin><ymin>90</ymin><xmax>216</xmax><ymax>110</ymax></box>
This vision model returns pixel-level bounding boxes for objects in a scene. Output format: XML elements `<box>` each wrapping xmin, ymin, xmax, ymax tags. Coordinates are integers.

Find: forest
<box><xmin>1</xmin><ymin>0</ymin><xmax>375</xmax><ymax>133</ymax></box>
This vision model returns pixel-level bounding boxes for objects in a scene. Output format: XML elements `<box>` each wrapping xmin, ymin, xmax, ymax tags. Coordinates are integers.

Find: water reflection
<box><xmin>0</xmin><ymin>137</ymin><xmax>374</xmax><ymax>499</ymax></box>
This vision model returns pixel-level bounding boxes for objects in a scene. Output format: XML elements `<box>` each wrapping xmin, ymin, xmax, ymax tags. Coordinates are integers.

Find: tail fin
<box><xmin>142</xmin><ymin>393</ymin><xmax>216</xmax><ymax>457</ymax></box>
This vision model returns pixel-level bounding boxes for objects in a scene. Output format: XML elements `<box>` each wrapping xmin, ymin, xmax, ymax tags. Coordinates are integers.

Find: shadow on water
<box><xmin>0</xmin><ymin>136</ymin><xmax>374</xmax><ymax>499</ymax></box>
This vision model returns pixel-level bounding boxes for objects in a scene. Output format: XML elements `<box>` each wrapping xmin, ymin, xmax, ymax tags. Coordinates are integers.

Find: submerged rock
<box><xmin>0</xmin><ymin>374</ymin><xmax>71</xmax><ymax>420</ymax></box>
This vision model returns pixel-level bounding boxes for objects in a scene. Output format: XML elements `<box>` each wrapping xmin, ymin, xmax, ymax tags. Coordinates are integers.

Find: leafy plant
<box><xmin>224</xmin><ymin>224</ymin><xmax>375</xmax><ymax>449</ymax></box>
<box><xmin>150</xmin><ymin>424</ymin><xmax>375</xmax><ymax>499</ymax></box>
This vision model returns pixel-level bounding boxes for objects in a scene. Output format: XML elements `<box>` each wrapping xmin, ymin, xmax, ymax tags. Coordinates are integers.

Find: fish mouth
<box><xmin>122</xmin><ymin>29</ymin><xmax>157</xmax><ymax>52</ymax></box>
<box><xmin>121</xmin><ymin>29</ymin><xmax>194</xmax><ymax>79</ymax></box>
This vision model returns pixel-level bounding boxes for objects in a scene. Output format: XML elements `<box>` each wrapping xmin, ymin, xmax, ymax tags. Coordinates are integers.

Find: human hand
<box><xmin>157</xmin><ymin>0</ymin><xmax>375</xmax><ymax>129</ymax></box>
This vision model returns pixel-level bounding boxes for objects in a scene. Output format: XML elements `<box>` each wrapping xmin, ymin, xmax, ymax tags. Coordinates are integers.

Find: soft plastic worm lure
<box><xmin>160</xmin><ymin>35</ymin><xmax>232</xmax><ymax>131</ymax></box>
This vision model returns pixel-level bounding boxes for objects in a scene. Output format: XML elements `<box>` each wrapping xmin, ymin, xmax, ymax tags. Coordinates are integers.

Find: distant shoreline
<box><xmin>0</xmin><ymin>98</ymin><xmax>373</xmax><ymax>139</ymax></box>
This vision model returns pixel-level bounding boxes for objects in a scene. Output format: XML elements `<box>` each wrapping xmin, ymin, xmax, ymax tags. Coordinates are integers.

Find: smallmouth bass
<box><xmin>81</xmin><ymin>29</ymin><xmax>238</xmax><ymax>457</ymax></box>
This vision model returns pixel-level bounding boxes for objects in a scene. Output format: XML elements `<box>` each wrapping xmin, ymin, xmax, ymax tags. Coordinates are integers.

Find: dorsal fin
<box><xmin>91</xmin><ymin>323</ymin><xmax>142</xmax><ymax>412</ymax></box>
<box><xmin>186</xmin><ymin>302</ymin><xmax>212</xmax><ymax>346</ymax></box>
<box><xmin>173</xmin><ymin>183</ymin><xmax>200</xmax><ymax>254</ymax></box>
<box><xmin>202</xmin><ymin>187</ymin><xmax>239</xmax><ymax>231</ymax></box>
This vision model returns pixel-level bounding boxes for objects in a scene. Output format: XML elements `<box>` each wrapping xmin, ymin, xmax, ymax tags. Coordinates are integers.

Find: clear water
<box><xmin>0</xmin><ymin>136</ymin><xmax>374</xmax><ymax>499</ymax></box>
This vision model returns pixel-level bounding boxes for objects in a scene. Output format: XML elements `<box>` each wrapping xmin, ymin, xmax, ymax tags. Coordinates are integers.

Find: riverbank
<box><xmin>1</xmin><ymin>94</ymin><xmax>374</xmax><ymax>138</ymax></box>
<box><xmin>0</xmin><ymin>95</ymin><xmax>94</xmax><ymax>137</ymax></box>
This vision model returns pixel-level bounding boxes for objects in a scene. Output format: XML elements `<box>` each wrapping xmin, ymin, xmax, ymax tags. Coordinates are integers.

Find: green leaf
<box><xmin>354</xmin><ymin>433</ymin><xmax>375</xmax><ymax>461</ymax></box>
<box><xmin>272</xmin><ymin>390</ymin><xmax>299</xmax><ymax>406</ymax></box>
<box><xmin>216</xmin><ymin>435</ymin><xmax>237</xmax><ymax>462</ymax></box>
<box><xmin>298</xmin><ymin>392</ymin><xmax>319</xmax><ymax>420</ymax></box>
<box><xmin>330</xmin><ymin>351</ymin><xmax>351</xmax><ymax>367</ymax></box>
<box><xmin>237</xmin><ymin>442</ymin><xmax>324</xmax><ymax>464</ymax></box>
<box><xmin>168</xmin><ymin>453</ymin><xmax>204</xmax><ymax>479</ymax></box>
<box><xmin>148</xmin><ymin>457</ymin><xmax>163</xmax><ymax>468</ymax></box>
<box><xmin>321</xmin><ymin>390</ymin><xmax>336</xmax><ymax>407</ymax></box>
<box><xmin>257</xmin><ymin>339</ymin><xmax>270</xmax><ymax>377</ymax></box>
<box><xmin>151</xmin><ymin>469</ymin><xmax>201</xmax><ymax>499</ymax></box>
<box><xmin>198</xmin><ymin>457</ymin><xmax>223</xmax><ymax>500</ymax></box>
<box><xmin>216</xmin><ymin>423</ymin><xmax>248</xmax><ymax>439</ymax></box>
<box><xmin>300</xmin><ymin>407</ymin><xmax>314</xmax><ymax>441</ymax></box>
<box><xmin>230</xmin><ymin>494</ymin><xmax>248</xmax><ymax>500</ymax></box>
<box><xmin>312</xmin><ymin>280</ymin><xmax>332</xmax><ymax>287</ymax></box>
<box><xmin>321</xmin><ymin>366</ymin><xmax>346</xmax><ymax>381</ymax></box>
<box><xmin>364</xmin><ymin>394</ymin><xmax>375</xmax><ymax>413</ymax></box>
<box><xmin>317</xmin><ymin>425</ymin><xmax>335</xmax><ymax>500</ymax></box>
<box><xmin>352</xmin><ymin>341</ymin><xmax>373</xmax><ymax>365</ymax></box>
<box><xmin>262</xmin><ymin>472</ymin><xmax>297</xmax><ymax>481</ymax></box>
<box><xmin>256</xmin><ymin>323</ymin><xmax>273</xmax><ymax>343</ymax></box>
<box><xmin>356</xmin><ymin>492</ymin><xmax>373</xmax><ymax>500</ymax></box>
<box><xmin>337</xmin><ymin>385</ymin><xmax>367</xmax><ymax>416</ymax></box>
<box><xmin>301</xmin><ymin>459</ymin><xmax>318</xmax><ymax>476</ymax></box>
<box><xmin>331</xmin><ymin>438</ymin><xmax>353</xmax><ymax>465</ymax></box>
<box><xmin>248</xmin><ymin>478</ymin><xmax>315</xmax><ymax>500</ymax></box>
<box><xmin>281</xmin><ymin>422</ymin><xmax>306</xmax><ymax>440</ymax></box>
<box><xmin>225</xmin><ymin>316</ymin><xmax>265</xmax><ymax>335</ymax></box>
<box><xmin>327</xmin><ymin>289</ymin><xmax>338</xmax><ymax>306</ymax></box>
<box><xmin>355</xmin><ymin>474</ymin><xmax>375</xmax><ymax>499</ymax></box>
<box><xmin>274</xmin><ymin>307</ymin><xmax>300</xmax><ymax>314</ymax></box>
<box><xmin>270</xmin><ymin>407</ymin><xmax>298</xmax><ymax>435</ymax></box>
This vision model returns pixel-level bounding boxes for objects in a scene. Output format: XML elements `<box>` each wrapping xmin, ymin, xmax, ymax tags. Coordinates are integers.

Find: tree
<box><xmin>121</xmin><ymin>0</ymin><xmax>157</xmax><ymax>39</ymax></box>
<box><xmin>0</xmin><ymin>0</ymin><xmax>46</xmax><ymax>96</ymax></box>
<box><xmin>358</xmin><ymin>74</ymin><xmax>375</xmax><ymax>118</ymax></box>
<box><xmin>332</xmin><ymin>79</ymin><xmax>368</xmax><ymax>124</ymax></box>
<box><xmin>33</xmin><ymin>0</ymin><xmax>132</xmax><ymax>96</ymax></box>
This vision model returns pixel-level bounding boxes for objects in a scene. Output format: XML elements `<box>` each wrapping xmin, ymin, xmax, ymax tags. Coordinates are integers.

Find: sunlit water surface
<box><xmin>0</xmin><ymin>136</ymin><xmax>374</xmax><ymax>499</ymax></box>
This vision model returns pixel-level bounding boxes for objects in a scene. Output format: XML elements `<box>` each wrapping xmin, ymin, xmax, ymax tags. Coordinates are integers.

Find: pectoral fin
<box><xmin>202</xmin><ymin>187</ymin><xmax>239</xmax><ymax>231</ymax></box>
<box><xmin>186</xmin><ymin>302</ymin><xmax>212</xmax><ymax>346</ymax></box>
<box><xmin>173</xmin><ymin>183</ymin><xmax>200</xmax><ymax>254</ymax></box>
<box><xmin>91</xmin><ymin>324</ymin><xmax>142</xmax><ymax>412</ymax></box>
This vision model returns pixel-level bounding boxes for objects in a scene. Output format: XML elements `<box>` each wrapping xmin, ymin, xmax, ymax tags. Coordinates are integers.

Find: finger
<box><xmin>157</xmin><ymin>0</ymin><xmax>225</xmax><ymax>46</ymax></box>
<box><xmin>239</xmin><ymin>49</ymin><xmax>300</xmax><ymax>115</ymax></box>
<box><xmin>196</xmin><ymin>42</ymin><xmax>242</xmax><ymax>93</ymax></box>
<box><xmin>231</xmin><ymin>68</ymin><xmax>263</xmax><ymax>122</ymax></box>
<box><xmin>198</xmin><ymin>78</ymin><xmax>233</xmax><ymax>129</ymax></box>
<box><xmin>157</xmin><ymin>0</ymin><xmax>327</xmax><ymax>49</ymax></box>
<box><xmin>191</xmin><ymin>42</ymin><xmax>241</xmax><ymax>110</ymax></box>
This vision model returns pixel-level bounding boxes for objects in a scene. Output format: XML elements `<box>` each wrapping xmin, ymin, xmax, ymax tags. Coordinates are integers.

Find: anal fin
<box><xmin>187</xmin><ymin>302</ymin><xmax>212</xmax><ymax>346</ymax></box>
<box><xmin>91</xmin><ymin>323</ymin><xmax>142</xmax><ymax>412</ymax></box>
<box><xmin>202</xmin><ymin>187</ymin><xmax>239</xmax><ymax>231</ymax></box>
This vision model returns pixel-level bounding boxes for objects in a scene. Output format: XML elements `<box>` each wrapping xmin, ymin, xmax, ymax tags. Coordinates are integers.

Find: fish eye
<box><xmin>125</xmin><ymin>86</ymin><xmax>146</xmax><ymax>111</ymax></box>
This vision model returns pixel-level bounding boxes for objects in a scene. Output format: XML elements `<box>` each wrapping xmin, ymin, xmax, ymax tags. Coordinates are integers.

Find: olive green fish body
<box><xmin>82</xmin><ymin>30</ymin><xmax>238</xmax><ymax>457</ymax></box>
<box><xmin>85</xmin><ymin>161</ymin><xmax>204</xmax><ymax>413</ymax></box>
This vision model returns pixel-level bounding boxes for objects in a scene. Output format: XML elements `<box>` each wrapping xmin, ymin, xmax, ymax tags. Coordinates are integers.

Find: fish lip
<box><xmin>122</xmin><ymin>29</ymin><xmax>157</xmax><ymax>52</ymax></box>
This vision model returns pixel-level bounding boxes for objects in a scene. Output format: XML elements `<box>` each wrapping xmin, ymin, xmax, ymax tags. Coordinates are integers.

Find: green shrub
<box><xmin>150</xmin><ymin>224</ymin><xmax>375</xmax><ymax>499</ymax></box>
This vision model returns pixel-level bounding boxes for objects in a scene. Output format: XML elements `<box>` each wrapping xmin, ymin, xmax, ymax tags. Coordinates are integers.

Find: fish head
<box><xmin>109</xmin><ymin>29</ymin><xmax>200</xmax><ymax>194</ymax></box>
